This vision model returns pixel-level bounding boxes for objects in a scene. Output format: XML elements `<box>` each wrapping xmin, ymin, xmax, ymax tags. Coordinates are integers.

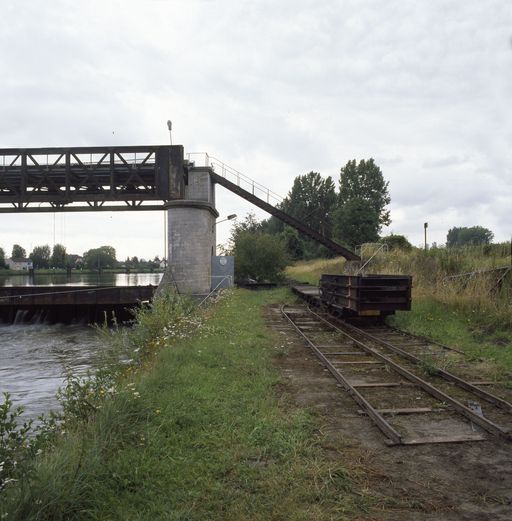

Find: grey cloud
<box><xmin>1</xmin><ymin>0</ymin><xmax>511</xmax><ymax>256</ymax></box>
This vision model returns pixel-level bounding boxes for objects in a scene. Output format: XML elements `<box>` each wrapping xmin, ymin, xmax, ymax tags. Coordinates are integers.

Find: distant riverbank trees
<box><xmin>0</xmin><ymin>243</ymin><xmax>163</xmax><ymax>272</ymax></box>
<box><xmin>446</xmin><ymin>226</ymin><xmax>494</xmax><ymax>247</ymax></box>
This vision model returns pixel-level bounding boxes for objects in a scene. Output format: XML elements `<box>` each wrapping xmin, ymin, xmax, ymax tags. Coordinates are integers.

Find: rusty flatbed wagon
<box><xmin>319</xmin><ymin>274</ymin><xmax>412</xmax><ymax>317</ymax></box>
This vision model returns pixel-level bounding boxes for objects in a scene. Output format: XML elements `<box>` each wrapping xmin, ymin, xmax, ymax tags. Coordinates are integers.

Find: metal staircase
<box><xmin>186</xmin><ymin>153</ymin><xmax>360</xmax><ymax>261</ymax></box>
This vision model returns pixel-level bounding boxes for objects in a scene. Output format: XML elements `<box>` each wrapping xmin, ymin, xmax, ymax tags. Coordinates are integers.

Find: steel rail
<box><xmin>328</xmin><ymin>315</ymin><xmax>512</xmax><ymax>414</ymax></box>
<box><xmin>373</xmin><ymin>323</ymin><xmax>465</xmax><ymax>355</ymax></box>
<box><xmin>305</xmin><ymin>307</ymin><xmax>511</xmax><ymax>441</ymax></box>
<box><xmin>281</xmin><ymin>305</ymin><xmax>403</xmax><ymax>445</ymax></box>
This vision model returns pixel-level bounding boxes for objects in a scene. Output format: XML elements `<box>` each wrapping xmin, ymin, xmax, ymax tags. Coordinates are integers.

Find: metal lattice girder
<box><xmin>0</xmin><ymin>145</ymin><xmax>184</xmax><ymax>211</ymax></box>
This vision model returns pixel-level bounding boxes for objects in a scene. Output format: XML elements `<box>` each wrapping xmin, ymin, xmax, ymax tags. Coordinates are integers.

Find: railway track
<box><xmin>280</xmin><ymin>305</ymin><xmax>512</xmax><ymax>446</ymax></box>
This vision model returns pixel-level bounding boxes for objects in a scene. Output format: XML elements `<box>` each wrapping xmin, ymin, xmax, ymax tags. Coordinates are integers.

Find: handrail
<box><xmin>186</xmin><ymin>152</ymin><xmax>284</xmax><ymax>205</ymax></box>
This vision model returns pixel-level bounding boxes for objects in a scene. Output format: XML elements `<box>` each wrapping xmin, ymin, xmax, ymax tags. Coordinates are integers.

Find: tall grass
<box><xmin>365</xmin><ymin>245</ymin><xmax>512</xmax><ymax>330</ymax></box>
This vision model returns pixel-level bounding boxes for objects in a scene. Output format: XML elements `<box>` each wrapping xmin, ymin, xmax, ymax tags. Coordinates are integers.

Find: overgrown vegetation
<box><xmin>1</xmin><ymin>289</ymin><xmax>369</xmax><ymax>520</ymax></box>
<box><xmin>224</xmin><ymin>214</ymin><xmax>289</xmax><ymax>282</ymax></box>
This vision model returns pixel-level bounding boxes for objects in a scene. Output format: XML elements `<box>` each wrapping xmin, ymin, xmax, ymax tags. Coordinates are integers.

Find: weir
<box><xmin>0</xmin><ymin>285</ymin><xmax>156</xmax><ymax>324</ymax></box>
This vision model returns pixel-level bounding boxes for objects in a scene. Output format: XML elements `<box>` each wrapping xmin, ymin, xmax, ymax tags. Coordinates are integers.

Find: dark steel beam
<box><xmin>0</xmin><ymin>145</ymin><xmax>184</xmax><ymax>211</ymax></box>
<box><xmin>0</xmin><ymin>204</ymin><xmax>165</xmax><ymax>213</ymax></box>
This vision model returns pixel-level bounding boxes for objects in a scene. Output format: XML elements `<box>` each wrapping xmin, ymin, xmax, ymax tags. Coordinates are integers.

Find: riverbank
<box><xmin>1</xmin><ymin>289</ymin><xmax>369</xmax><ymax>520</ymax></box>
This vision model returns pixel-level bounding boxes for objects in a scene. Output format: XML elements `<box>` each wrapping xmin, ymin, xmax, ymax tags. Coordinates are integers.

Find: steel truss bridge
<box><xmin>0</xmin><ymin>145</ymin><xmax>184</xmax><ymax>212</ymax></box>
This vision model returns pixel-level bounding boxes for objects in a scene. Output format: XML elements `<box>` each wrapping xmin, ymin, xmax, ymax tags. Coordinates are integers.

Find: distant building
<box><xmin>67</xmin><ymin>254</ymin><xmax>84</xmax><ymax>268</ymax></box>
<box><xmin>7</xmin><ymin>258</ymin><xmax>33</xmax><ymax>270</ymax></box>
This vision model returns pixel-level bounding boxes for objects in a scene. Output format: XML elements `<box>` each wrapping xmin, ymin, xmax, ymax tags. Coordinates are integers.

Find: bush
<box><xmin>234</xmin><ymin>231</ymin><xmax>289</xmax><ymax>282</ymax></box>
<box><xmin>0</xmin><ymin>393</ymin><xmax>33</xmax><ymax>492</ymax></box>
<box><xmin>380</xmin><ymin>234</ymin><xmax>412</xmax><ymax>251</ymax></box>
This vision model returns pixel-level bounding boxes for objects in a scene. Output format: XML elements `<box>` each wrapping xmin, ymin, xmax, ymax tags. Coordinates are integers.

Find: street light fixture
<box><xmin>216</xmin><ymin>214</ymin><xmax>237</xmax><ymax>225</ymax></box>
<box><xmin>167</xmin><ymin>120</ymin><xmax>172</xmax><ymax>145</ymax></box>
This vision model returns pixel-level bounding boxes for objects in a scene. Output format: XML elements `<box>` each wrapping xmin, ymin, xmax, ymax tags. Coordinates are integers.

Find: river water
<box><xmin>0</xmin><ymin>272</ymin><xmax>163</xmax><ymax>423</ymax></box>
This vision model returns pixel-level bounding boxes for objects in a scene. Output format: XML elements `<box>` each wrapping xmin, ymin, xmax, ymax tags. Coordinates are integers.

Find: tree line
<box><xmin>0</xmin><ymin>244</ymin><xmax>164</xmax><ymax>271</ymax></box>
<box><xmin>227</xmin><ymin>158</ymin><xmax>498</xmax><ymax>281</ymax></box>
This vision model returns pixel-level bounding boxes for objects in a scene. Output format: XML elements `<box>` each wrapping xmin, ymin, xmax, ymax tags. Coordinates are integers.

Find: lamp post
<box><xmin>167</xmin><ymin>120</ymin><xmax>172</xmax><ymax>145</ymax></box>
<box><xmin>424</xmin><ymin>222</ymin><xmax>428</xmax><ymax>251</ymax></box>
<box><xmin>213</xmin><ymin>214</ymin><xmax>237</xmax><ymax>256</ymax></box>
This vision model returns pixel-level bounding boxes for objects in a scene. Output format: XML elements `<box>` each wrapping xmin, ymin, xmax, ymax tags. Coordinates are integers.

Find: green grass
<box><xmin>1</xmin><ymin>288</ymin><xmax>368</xmax><ymax>521</ymax></box>
<box><xmin>390</xmin><ymin>298</ymin><xmax>512</xmax><ymax>375</ymax></box>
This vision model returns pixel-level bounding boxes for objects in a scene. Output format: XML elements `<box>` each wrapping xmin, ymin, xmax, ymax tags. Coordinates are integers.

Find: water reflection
<box><xmin>0</xmin><ymin>272</ymin><xmax>163</xmax><ymax>287</ymax></box>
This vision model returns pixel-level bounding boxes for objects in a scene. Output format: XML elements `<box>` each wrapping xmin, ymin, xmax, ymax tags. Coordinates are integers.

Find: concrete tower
<box><xmin>163</xmin><ymin>166</ymin><xmax>218</xmax><ymax>295</ymax></box>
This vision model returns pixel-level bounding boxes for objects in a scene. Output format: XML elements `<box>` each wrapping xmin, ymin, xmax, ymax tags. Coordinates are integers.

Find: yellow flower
<box><xmin>155</xmin><ymin>409</ymin><xmax>161</xmax><ymax>415</ymax></box>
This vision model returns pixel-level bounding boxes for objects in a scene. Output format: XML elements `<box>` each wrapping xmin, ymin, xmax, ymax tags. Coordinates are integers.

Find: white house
<box><xmin>6</xmin><ymin>258</ymin><xmax>33</xmax><ymax>270</ymax></box>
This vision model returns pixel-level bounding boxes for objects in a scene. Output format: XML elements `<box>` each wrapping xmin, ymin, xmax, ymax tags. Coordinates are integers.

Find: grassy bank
<box><xmin>1</xmin><ymin>289</ymin><xmax>368</xmax><ymax>520</ymax></box>
<box><xmin>286</xmin><ymin>246</ymin><xmax>512</xmax><ymax>373</ymax></box>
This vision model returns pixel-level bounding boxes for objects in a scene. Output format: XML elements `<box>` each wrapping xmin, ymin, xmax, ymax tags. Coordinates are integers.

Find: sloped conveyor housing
<box><xmin>209</xmin><ymin>171</ymin><xmax>360</xmax><ymax>261</ymax></box>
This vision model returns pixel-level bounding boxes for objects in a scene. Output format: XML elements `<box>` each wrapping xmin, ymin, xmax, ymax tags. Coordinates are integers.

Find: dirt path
<box><xmin>266</xmin><ymin>305</ymin><xmax>512</xmax><ymax>521</ymax></box>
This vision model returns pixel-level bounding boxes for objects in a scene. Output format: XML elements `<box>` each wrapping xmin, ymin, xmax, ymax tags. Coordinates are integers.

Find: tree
<box><xmin>380</xmin><ymin>234</ymin><xmax>412</xmax><ymax>251</ymax></box>
<box><xmin>30</xmin><ymin>245</ymin><xmax>51</xmax><ymax>269</ymax></box>
<box><xmin>338</xmin><ymin>159</ymin><xmax>390</xmax><ymax>226</ymax></box>
<box><xmin>281</xmin><ymin>172</ymin><xmax>337</xmax><ymax>237</ymax></box>
<box><xmin>446</xmin><ymin>226</ymin><xmax>494</xmax><ymax>247</ymax></box>
<box><xmin>228</xmin><ymin>212</ymin><xmax>264</xmax><ymax>250</ymax></box>
<box><xmin>0</xmin><ymin>247</ymin><xmax>6</xmax><ymax>268</ymax></box>
<box><xmin>234</xmin><ymin>231</ymin><xmax>289</xmax><ymax>282</ymax></box>
<box><xmin>83</xmin><ymin>246</ymin><xmax>117</xmax><ymax>270</ymax></box>
<box><xmin>334</xmin><ymin>159</ymin><xmax>390</xmax><ymax>248</ymax></box>
<box><xmin>228</xmin><ymin>214</ymin><xmax>289</xmax><ymax>282</ymax></box>
<box><xmin>263</xmin><ymin>171</ymin><xmax>338</xmax><ymax>259</ymax></box>
<box><xmin>50</xmin><ymin>243</ymin><xmax>67</xmax><ymax>268</ymax></box>
<box><xmin>280</xmin><ymin>226</ymin><xmax>304</xmax><ymax>260</ymax></box>
<box><xmin>11</xmin><ymin>244</ymin><xmax>26</xmax><ymax>259</ymax></box>
<box><xmin>334</xmin><ymin>199</ymin><xmax>380</xmax><ymax>248</ymax></box>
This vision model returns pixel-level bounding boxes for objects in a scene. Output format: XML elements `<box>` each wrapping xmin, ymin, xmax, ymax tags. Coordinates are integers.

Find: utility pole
<box><xmin>424</xmin><ymin>222</ymin><xmax>428</xmax><ymax>251</ymax></box>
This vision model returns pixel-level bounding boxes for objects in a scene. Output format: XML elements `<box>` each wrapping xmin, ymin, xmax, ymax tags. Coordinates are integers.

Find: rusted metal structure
<box><xmin>0</xmin><ymin>145</ymin><xmax>184</xmax><ymax>212</ymax></box>
<box><xmin>320</xmin><ymin>274</ymin><xmax>412</xmax><ymax>316</ymax></box>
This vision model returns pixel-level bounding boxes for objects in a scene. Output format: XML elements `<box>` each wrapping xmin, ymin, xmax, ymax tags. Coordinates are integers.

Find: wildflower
<box><xmin>155</xmin><ymin>409</ymin><xmax>161</xmax><ymax>415</ymax></box>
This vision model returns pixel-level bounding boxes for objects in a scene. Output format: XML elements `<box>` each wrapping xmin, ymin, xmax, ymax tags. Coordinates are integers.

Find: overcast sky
<box><xmin>1</xmin><ymin>0</ymin><xmax>511</xmax><ymax>260</ymax></box>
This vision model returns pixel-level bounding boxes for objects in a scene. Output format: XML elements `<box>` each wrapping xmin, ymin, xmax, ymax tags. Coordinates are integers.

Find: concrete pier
<box><xmin>163</xmin><ymin>167</ymin><xmax>218</xmax><ymax>294</ymax></box>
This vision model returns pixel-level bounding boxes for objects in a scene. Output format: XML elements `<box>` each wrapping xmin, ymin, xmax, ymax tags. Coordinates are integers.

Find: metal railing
<box><xmin>356</xmin><ymin>243</ymin><xmax>389</xmax><ymax>274</ymax></box>
<box><xmin>186</xmin><ymin>152</ymin><xmax>283</xmax><ymax>205</ymax></box>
